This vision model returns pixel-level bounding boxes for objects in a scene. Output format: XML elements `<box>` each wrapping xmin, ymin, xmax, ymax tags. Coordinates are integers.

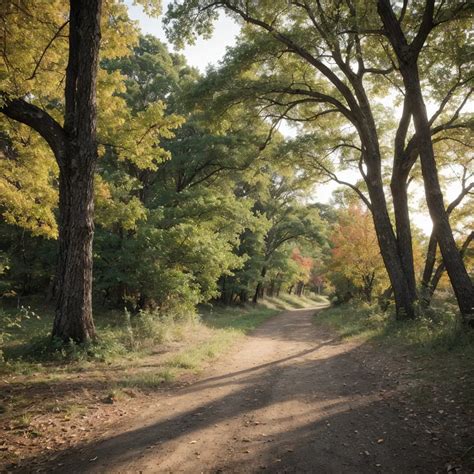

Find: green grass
<box><xmin>314</xmin><ymin>301</ymin><xmax>474</xmax><ymax>355</ymax></box>
<box><xmin>118</xmin><ymin>369</ymin><xmax>176</xmax><ymax>389</ymax></box>
<box><xmin>1</xmin><ymin>295</ymin><xmax>310</xmax><ymax>386</ymax></box>
<box><xmin>118</xmin><ymin>305</ymin><xmax>281</xmax><ymax>389</ymax></box>
<box><xmin>201</xmin><ymin>305</ymin><xmax>278</xmax><ymax>332</ymax></box>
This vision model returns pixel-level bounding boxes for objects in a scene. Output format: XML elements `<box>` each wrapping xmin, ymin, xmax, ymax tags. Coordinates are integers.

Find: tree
<box><xmin>377</xmin><ymin>0</ymin><xmax>474</xmax><ymax>324</ymax></box>
<box><xmin>329</xmin><ymin>205</ymin><xmax>387</xmax><ymax>303</ymax></box>
<box><xmin>1</xmin><ymin>0</ymin><xmax>103</xmax><ymax>342</ymax></box>
<box><xmin>0</xmin><ymin>0</ymin><xmax>173</xmax><ymax>341</ymax></box>
<box><xmin>165</xmin><ymin>0</ymin><xmax>473</xmax><ymax>320</ymax></box>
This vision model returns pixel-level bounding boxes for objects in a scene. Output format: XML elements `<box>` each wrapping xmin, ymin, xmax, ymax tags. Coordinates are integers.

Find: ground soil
<box><xmin>9</xmin><ymin>306</ymin><xmax>472</xmax><ymax>473</ymax></box>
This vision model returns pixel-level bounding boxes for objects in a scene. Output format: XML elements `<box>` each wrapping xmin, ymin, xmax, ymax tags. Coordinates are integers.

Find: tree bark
<box><xmin>390</xmin><ymin>95</ymin><xmax>418</xmax><ymax>306</ymax></box>
<box><xmin>51</xmin><ymin>0</ymin><xmax>102</xmax><ymax>342</ymax></box>
<box><xmin>421</xmin><ymin>184</ymin><xmax>473</xmax><ymax>304</ymax></box>
<box><xmin>426</xmin><ymin>231</ymin><xmax>473</xmax><ymax>306</ymax></box>
<box><xmin>1</xmin><ymin>0</ymin><xmax>102</xmax><ymax>342</ymax></box>
<box><xmin>365</xmin><ymin>167</ymin><xmax>416</xmax><ymax>318</ymax></box>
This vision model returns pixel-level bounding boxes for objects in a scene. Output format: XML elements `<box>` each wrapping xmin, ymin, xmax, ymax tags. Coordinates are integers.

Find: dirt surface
<box><xmin>16</xmin><ymin>307</ymin><xmax>471</xmax><ymax>473</ymax></box>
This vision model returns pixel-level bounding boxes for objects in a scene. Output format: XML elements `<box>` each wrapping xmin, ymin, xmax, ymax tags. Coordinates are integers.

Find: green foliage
<box><xmin>316</xmin><ymin>301</ymin><xmax>474</xmax><ymax>355</ymax></box>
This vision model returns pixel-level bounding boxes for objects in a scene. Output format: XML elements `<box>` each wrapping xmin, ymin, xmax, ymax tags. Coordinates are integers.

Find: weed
<box><xmin>14</xmin><ymin>413</ymin><xmax>32</xmax><ymax>429</ymax></box>
<box><xmin>118</xmin><ymin>369</ymin><xmax>176</xmax><ymax>389</ymax></box>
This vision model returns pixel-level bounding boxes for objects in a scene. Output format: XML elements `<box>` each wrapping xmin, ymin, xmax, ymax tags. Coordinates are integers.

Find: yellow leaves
<box><xmin>0</xmin><ymin>1</ymin><xmax>184</xmax><ymax>236</ymax></box>
<box><xmin>94</xmin><ymin>175</ymin><xmax>147</xmax><ymax>231</ymax></box>
<box><xmin>0</xmin><ymin>0</ymin><xmax>69</xmax><ymax>99</ymax></box>
<box><xmin>1</xmin><ymin>0</ymin><xmax>140</xmax><ymax>102</ymax></box>
<box><xmin>109</xmin><ymin>101</ymin><xmax>184</xmax><ymax>170</ymax></box>
<box><xmin>132</xmin><ymin>0</ymin><xmax>162</xmax><ymax>18</ymax></box>
<box><xmin>0</xmin><ymin>128</ymin><xmax>58</xmax><ymax>238</ymax></box>
<box><xmin>101</xmin><ymin>0</ymin><xmax>139</xmax><ymax>60</ymax></box>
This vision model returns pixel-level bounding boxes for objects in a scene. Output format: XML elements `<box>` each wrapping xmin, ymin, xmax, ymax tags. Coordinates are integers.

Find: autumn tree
<box><xmin>0</xmin><ymin>1</ymin><xmax>180</xmax><ymax>341</ymax></box>
<box><xmin>329</xmin><ymin>205</ymin><xmax>386</xmax><ymax>303</ymax></box>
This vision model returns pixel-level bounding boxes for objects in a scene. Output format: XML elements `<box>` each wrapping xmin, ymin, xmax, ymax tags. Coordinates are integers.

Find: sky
<box><xmin>125</xmin><ymin>2</ymin><xmax>468</xmax><ymax>235</ymax></box>
<box><xmin>126</xmin><ymin>1</ymin><xmax>240</xmax><ymax>72</ymax></box>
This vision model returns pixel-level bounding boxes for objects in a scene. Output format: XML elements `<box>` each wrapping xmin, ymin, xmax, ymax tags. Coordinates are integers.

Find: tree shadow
<box><xmin>15</xmin><ymin>343</ymin><xmax>445</xmax><ymax>472</ymax></box>
<box><xmin>8</xmin><ymin>306</ymin><xmax>467</xmax><ymax>473</ymax></box>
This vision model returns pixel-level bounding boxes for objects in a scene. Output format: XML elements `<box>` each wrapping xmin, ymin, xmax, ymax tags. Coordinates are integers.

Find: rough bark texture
<box><xmin>378</xmin><ymin>0</ymin><xmax>474</xmax><ymax>324</ymax></box>
<box><xmin>421</xmin><ymin>184</ymin><xmax>473</xmax><ymax>304</ymax></box>
<box><xmin>1</xmin><ymin>0</ymin><xmax>102</xmax><ymax>342</ymax></box>
<box><xmin>365</xmin><ymin>170</ymin><xmax>416</xmax><ymax>319</ymax></box>
<box><xmin>390</xmin><ymin>95</ymin><xmax>418</xmax><ymax>306</ymax></box>
<box><xmin>426</xmin><ymin>232</ymin><xmax>473</xmax><ymax>307</ymax></box>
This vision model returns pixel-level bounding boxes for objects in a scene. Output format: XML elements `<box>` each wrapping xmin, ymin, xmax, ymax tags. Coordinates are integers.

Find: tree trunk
<box><xmin>425</xmin><ymin>232</ymin><xmax>473</xmax><ymax>307</ymax></box>
<box><xmin>252</xmin><ymin>266</ymin><xmax>267</xmax><ymax>304</ymax></box>
<box><xmin>52</xmin><ymin>0</ymin><xmax>102</xmax><ymax>342</ymax></box>
<box><xmin>365</xmin><ymin>169</ymin><xmax>416</xmax><ymax>319</ymax></box>
<box><xmin>403</xmin><ymin>65</ymin><xmax>474</xmax><ymax>323</ymax></box>
<box><xmin>52</xmin><ymin>160</ymin><xmax>96</xmax><ymax>342</ymax></box>
<box><xmin>421</xmin><ymin>234</ymin><xmax>438</xmax><ymax>303</ymax></box>
<box><xmin>0</xmin><ymin>0</ymin><xmax>102</xmax><ymax>342</ymax></box>
<box><xmin>391</xmin><ymin>171</ymin><xmax>417</xmax><ymax>304</ymax></box>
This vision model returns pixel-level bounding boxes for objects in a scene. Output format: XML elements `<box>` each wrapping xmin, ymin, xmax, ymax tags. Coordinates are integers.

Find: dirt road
<box><xmin>41</xmin><ymin>307</ymin><xmax>450</xmax><ymax>473</ymax></box>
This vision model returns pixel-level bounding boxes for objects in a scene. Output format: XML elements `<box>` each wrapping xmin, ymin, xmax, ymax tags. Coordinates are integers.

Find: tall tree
<box><xmin>1</xmin><ymin>0</ymin><xmax>103</xmax><ymax>342</ymax></box>
<box><xmin>377</xmin><ymin>0</ymin><xmax>474</xmax><ymax>325</ymax></box>
<box><xmin>165</xmin><ymin>0</ymin><xmax>473</xmax><ymax>320</ymax></box>
<box><xmin>0</xmin><ymin>1</ymin><xmax>177</xmax><ymax>340</ymax></box>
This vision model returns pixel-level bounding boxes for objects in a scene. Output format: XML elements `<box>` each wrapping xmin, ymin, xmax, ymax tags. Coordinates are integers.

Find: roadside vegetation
<box><xmin>0</xmin><ymin>294</ymin><xmax>326</xmax><ymax>469</ymax></box>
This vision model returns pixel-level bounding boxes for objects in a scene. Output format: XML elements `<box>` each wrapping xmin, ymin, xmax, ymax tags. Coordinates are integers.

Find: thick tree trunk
<box><xmin>51</xmin><ymin>0</ymin><xmax>102</xmax><ymax>342</ymax></box>
<box><xmin>391</xmin><ymin>171</ymin><xmax>417</xmax><ymax>304</ymax></box>
<box><xmin>52</xmin><ymin>161</ymin><xmax>96</xmax><ymax>341</ymax></box>
<box><xmin>403</xmin><ymin>66</ymin><xmax>474</xmax><ymax>323</ymax></box>
<box><xmin>365</xmin><ymin>170</ymin><xmax>416</xmax><ymax>319</ymax></box>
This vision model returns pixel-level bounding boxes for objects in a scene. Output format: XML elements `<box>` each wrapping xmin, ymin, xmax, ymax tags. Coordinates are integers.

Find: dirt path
<box><xmin>34</xmin><ymin>307</ymin><xmax>450</xmax><ymax>473</ymax></box>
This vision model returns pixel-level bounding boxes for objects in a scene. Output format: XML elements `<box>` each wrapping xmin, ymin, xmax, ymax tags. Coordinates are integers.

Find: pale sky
<box><xmin>126</xmin><ymin>2</ymin><xmax>471</xmax><ymax>236</ymax></box>
<box><xmin>126</xmin><ymin>1</ymin><xmax>240</xmax><ymax>72</ymax></box>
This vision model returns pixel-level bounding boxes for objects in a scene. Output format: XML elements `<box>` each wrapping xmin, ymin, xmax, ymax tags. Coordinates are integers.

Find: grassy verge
<box><xmin>2</xmin><ymin>297</ymin><xmax>316</xmax><ymax>468</ymax></box>
<box><xmin>0</xmin><ymin>296</ymin><xmax>321</xmax><ymax>415</ymax></box>
<box><xmin>113</xmin><ymin>305</ymin><xmax>280</xmax><ymax>390</ymax></box>
<box><xmin>314</xmin><ymin>301</ymin><xmax>474</xmax><ymax>354</ymax></box>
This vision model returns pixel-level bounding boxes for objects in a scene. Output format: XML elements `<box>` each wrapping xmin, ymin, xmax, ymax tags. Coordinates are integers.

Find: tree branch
<box><xmin>1</xmin><ymin>94</ymin><xmax>66</xmax><ymax>163</ymax></box>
